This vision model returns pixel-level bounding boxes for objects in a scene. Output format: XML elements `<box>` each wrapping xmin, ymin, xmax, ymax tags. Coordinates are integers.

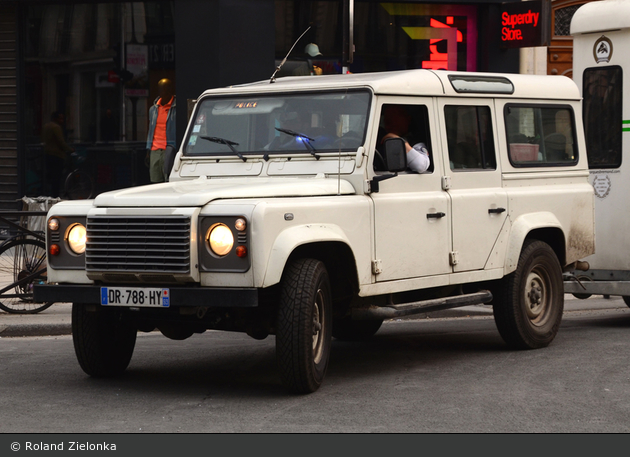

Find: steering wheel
<box><xmin>373</xmin><ymin>149</ymin><xmax>386</xmax><ymax>171</ymax></box>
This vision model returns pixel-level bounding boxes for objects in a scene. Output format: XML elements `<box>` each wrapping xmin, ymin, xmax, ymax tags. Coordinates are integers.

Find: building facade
<box><xmin>2</xmin><ymin>0</ymin><xmax>572</xmax><ymax>210</ymax></box>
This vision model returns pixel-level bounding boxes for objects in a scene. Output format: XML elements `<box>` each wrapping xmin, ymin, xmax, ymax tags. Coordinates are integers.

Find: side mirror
<box><xmin>383</xmin><ymin>137</ymin><xmax>407</xmax><ymax>172</ymax></box>
<box><xmin>163</xmin><ymin>145</ymin><xmax>177</xmax><ymax>180</ymax></box>
<box><xmin>369</xmin><ymin>137</ymin><xmax>407</xmax><ymax>193</ymax></box>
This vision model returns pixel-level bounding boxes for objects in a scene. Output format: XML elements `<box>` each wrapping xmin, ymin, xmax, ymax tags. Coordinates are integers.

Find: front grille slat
<box><xmin>86</xmin><ymin>216</ymin><xmax>191</xmax><ymax>274</ymax></box>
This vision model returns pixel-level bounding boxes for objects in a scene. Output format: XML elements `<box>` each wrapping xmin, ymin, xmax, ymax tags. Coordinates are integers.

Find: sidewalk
<box><xmin>0</xmin><ymin>302</ymin><xmax>72</xmax><ymax>337</ymax></box>
<box><xmin>0</xmin><ymin>295</ymin><xmax>628</xmax><ymax>338</ymax></box>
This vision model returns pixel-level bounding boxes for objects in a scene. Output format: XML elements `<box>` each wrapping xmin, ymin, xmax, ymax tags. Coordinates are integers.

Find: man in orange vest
<box><xmin>146</xmin><ymin>78</ymin><xmax>176</xmax><ymax>182</ymax></box>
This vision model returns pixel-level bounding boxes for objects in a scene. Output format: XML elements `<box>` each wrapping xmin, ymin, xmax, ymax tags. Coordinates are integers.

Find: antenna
<box><xmin>270</xmin><ymin>25</ymin><xmax>311</xmax><ymax>83</ymax></box>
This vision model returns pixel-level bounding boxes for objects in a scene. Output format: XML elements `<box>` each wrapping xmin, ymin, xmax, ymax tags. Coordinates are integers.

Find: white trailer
<box><xmin>565</xmin><ymin>0</ymin><xmax>630</xmax><ymax>303</ymax></box>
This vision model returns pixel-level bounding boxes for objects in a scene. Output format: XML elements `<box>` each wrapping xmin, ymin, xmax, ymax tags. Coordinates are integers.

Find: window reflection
<box><xmin>24</xmin><ymin>2</ymin><xmax>175</xmax><ymax>198</ymax></box>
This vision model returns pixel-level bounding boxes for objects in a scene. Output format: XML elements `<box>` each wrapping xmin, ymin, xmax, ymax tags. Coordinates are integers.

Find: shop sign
<box><xmin>149</xmin><ymin>43</ymin><xmax>175</xmax><ymax>69</ymax></box>
<box><xmin>500</xmin><ymin>0</ymin><xmax>550</xmax><ymax>49</ymax></box>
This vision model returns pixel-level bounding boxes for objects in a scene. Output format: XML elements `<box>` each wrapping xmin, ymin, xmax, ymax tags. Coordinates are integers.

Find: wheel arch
<box><xmin>261</xmin><ymin>225</ymin><xmax>359</xmax><ymax>310</ymax></box>
<box><xmin>285</xmin><ymin>241</ymin><xmax>359</xmax><ymax>305</ymax></box>
<box><xmin>505</xmin><ymin>212</ymin><xmax>566</xmax><ymax>275</ymax></box>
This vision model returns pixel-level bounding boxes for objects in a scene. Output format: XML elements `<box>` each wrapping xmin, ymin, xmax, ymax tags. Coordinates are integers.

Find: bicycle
<box><xmin>64</xmin><ymin>150</ymin><xmax>95</xmax><ymax>200</ymax></box>
<box><xmin>0</xmin><ymin>211</ymin><xmax>53</xmax><ymax>314</ymax></box>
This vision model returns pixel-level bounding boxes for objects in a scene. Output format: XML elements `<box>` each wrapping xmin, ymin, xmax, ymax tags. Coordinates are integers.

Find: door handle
<box><xmin>427</xmin><ymin>212</ymin><xmax>446</xmax><ymax>219</ymax></box>
<box><xmin>488</xmin><ymin>207</ymin><xmax>506</xmax><ymax>214</ymax></box>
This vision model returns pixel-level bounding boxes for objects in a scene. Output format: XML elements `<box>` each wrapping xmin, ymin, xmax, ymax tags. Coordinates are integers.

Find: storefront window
<box><xmin>274</xmin><ymin>1</ymin><xmax>478</xmax><ymax>75</ymax></box>
<box><xmin>24</xmin><ymin>2</ymin><xmax>175</xmax><ymax>198</ymax></box>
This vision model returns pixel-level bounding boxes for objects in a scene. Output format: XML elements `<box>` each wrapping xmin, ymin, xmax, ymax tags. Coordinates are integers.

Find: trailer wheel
<box><xmin>492</xmin><ymin>240</ymin><xmax>564</xmax><ymax>349</ymax></box>
<box><xmin>276</xmin><ymin>258</ymin><xmax>332</xmax><ymax>394</ymax></box>
<box><xmin>72</xmin><ymin>304</ymin><xmax>137</xmax><ymax>377</ymax></box>
<box><xmin>333</xmin><ymin>317</ymin><xmax>383</xmax><ymax>341</ymax></box>
<box><xmin>571</xmin><ymin>275</ymin><xmax>592</xmax><ymax>300</ymax></box>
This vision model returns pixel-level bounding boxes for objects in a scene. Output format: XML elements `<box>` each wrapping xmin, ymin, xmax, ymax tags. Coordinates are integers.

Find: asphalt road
<box><xmin>1</xmin><ymin>296</ymin><xmax>629</xmax><ymax>433</ymax></box>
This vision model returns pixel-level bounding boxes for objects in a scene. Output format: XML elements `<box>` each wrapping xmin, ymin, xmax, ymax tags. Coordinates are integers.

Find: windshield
<box><xmin>184</xmin><ymin>90</ymin><xmax>371</xmax><ymax>158</ymax></box>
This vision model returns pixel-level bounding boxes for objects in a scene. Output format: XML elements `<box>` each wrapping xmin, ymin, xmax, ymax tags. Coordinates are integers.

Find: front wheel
<box><xmin>72</xmin><ymin>304</ymin><xmax>137</xmax><ymax>377</ymax></box>
<box><xmin>276</xmin><ymin>258</ymin><xmax>332</xmax><ymax>394</ymax></box>
<box><xmin>492</xmin><ymin>240</ymin><xmax>564</xmax><ymax>349</ymax></box>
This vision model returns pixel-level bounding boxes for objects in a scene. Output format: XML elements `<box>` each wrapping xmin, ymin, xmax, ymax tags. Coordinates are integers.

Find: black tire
<box><xmin>276</xmin><ymin>258</ymin><xmax>332</xmax><ymax>394</ymax></box>
<box><xmin>571</xmin><ymin>275</ymin><xmax>592</xmax><ymax>300</ymax></box>
<box><xmin>492</xmin><ymin>240</ymin><xmax>564</xmax><ymax>349</ymax></box>
<box><xmin>65</xmin><ymin>169</ymin><xmax>95</xmax><ymax>200</ymax></box>
<box><xmin>72</xmin><ymin>304</ymin><xmax>137</xmax><ymax>377</ymax></box>
<box><xmin>333</xmin><ymin>317</ymin><xmax>383</xmax><ymax>341</ymax></box>
<box><xmin>0</xmin><ymin>237</ymin><xmax>53</xmax><ymax>314</ymax></box>
<box><xmin>622</xmin><ymin>296</ymin><xmax>630</xmax><ymax>308</ymax></box>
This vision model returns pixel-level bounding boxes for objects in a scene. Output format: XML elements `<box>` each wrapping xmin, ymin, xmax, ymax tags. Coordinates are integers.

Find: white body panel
<box><xmin>572</xmin><ymin>1</ymin><xmax>630</xmax><ymax>272</ymax></box>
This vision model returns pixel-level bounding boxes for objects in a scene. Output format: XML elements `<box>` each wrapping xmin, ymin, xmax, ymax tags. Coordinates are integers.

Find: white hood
<box><xmin>93</xmin><ymin>176</ymin><xmax>356</xmax><ymax>207</ymax></box>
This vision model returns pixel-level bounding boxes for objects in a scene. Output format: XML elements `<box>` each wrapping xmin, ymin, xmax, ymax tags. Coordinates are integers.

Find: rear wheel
<box><xmin>276</xmin><ymin>258</ymin><xmax>332</xmax><ymax>394</ymax></box>
<box><xmin>492</xmin><ymin>240</ymin><xmax>564</xmax><ymax>349</ymax></box>
<box><xmin>72</xmin><ymin>304</ymin><xmax>137</xmax><ymax>377</ymax></box>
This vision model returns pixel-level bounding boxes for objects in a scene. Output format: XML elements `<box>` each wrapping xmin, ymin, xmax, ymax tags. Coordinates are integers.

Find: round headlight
<box><xmin>67</xmin><ymin>224</ymin><xmax>87</xmax><ymax>255</ymax></box>
<box><xmin>207</xmin><ymin>224</ymin><xmax>234</xmax><ymax>256</ymax></box>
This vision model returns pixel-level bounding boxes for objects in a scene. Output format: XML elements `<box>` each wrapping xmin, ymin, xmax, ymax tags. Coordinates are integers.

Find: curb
<box><xmin>0</xmin><ymin>322</ymin><xmax>71</xmax><ymax>338</ymax></box>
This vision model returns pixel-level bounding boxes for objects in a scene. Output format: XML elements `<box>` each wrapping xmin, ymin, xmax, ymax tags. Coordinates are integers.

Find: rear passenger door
<box><xmin>437</xmin><ymin>99</ymin><xmax>508</xmax><ymax>272</ymax></box>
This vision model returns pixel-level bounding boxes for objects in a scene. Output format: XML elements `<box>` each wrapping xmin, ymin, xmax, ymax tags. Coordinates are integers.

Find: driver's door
<box><xmin>371</xmin><ymin>98</ymin><xmax>452</xmax><ymax>281</ymax></box>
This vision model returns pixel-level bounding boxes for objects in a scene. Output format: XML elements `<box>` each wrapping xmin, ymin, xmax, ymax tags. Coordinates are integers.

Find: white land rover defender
<box><xmin>35</xmin><ymin>70</ymin><xmax>595</xmax><ymax>393</ymax></box>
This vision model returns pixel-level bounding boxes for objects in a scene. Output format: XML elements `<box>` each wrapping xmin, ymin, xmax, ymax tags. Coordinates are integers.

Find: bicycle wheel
<box><xmin>0</xmin><ymin>237</ymin><xmax>53</xmax><ymax>314</ymax></box>
<box><xmin>65</xmin><ymin>169</ymin><xmax>95</xmax><ymax>200</ymax></box>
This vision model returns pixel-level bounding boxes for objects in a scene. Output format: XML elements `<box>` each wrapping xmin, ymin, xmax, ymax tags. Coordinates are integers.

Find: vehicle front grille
<box><xmin>86</xmin><ymin>216</ymin><xmax>191</xmax><ymax>274</ymax></box>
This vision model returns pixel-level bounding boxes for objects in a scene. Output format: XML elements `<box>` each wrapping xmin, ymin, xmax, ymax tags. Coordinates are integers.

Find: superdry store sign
<box><xmin>500</xmin><ymin>0</ymin><xmax>550</xmax><ymax>48</ymax></box>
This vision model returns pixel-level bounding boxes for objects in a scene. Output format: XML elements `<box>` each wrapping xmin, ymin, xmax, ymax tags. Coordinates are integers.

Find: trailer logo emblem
<box><xmin>593</xmin><ymin>36</ymin><xmax>613</xmax><ymax>63</ymax></box>
<box><xmin>592</xmin><ymin>174</ymin><xmax>611</xmax><ymax>199</ymax></box>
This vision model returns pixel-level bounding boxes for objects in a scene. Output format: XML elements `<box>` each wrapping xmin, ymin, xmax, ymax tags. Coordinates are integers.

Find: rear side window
<box><xmin>583</xmin><ymin>66</ymin><xmax>622</xmax><ymax>169</ymax></box>
<box><xmin>445</xmin><ymin>105</ymin><xmax>496</xmax><ymax>171</ymax></box>
<box><xmin>505</xmin><ymin>104</ymin><xmax>578</xmax><ymax>167</ymax></box>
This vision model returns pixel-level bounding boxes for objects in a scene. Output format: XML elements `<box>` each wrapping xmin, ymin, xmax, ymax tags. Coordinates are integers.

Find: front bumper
<box><xmin>34</xmin><ymin>284</ymin><xmax>258</xmax><ymax>308</ymax></box>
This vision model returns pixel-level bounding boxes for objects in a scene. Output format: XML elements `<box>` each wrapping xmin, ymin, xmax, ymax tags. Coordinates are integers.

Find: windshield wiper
<box><xmin>200</xmin><ymin>136</ymin><xmax>246</xmax><ymax>162</ymax></box>
<box><xmin>275</xmin><ymin>127</ymin><xmax>320</xmax><ymax>160</ymax></box>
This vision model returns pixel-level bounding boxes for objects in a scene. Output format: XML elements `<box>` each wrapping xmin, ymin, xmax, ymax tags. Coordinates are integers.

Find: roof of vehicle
<box><xmin>571</xmin><ymin>0</ymin><xmax>630</xmax><ymax>35</ymax></box>
<box><xmin>198</xmin><ymin>69</ymin><xmax>580</xmax><ymax>101</ymax></box>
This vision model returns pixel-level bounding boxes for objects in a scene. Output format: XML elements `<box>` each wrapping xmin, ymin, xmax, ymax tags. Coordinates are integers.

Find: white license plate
<box><xmin>101</xmin><ymin>287</ymin><xmax>170</xmax><ymax>307</ymax></box>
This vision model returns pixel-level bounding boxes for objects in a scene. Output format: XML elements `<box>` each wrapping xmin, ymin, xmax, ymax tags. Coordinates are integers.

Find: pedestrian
<box><xmin>146</xmin><ymin>78</ymin><xmax>176</xmax><ymax>183</ymax></box>
<box><xmin>42</xmin><ymin>111</ymin><xmax>74</xmax><ymax>197</ymax></box>
<box><xmin>292</xmin><ymin>43</ymin><xmax>323</xmax><ymax>76</ymax></box>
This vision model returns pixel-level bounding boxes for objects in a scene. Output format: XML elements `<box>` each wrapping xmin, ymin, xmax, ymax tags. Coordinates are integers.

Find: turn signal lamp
<box><xmin>49</xmin><ymin>244</ymin><xmax>60</xmax><ymax>256</ymax></box>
